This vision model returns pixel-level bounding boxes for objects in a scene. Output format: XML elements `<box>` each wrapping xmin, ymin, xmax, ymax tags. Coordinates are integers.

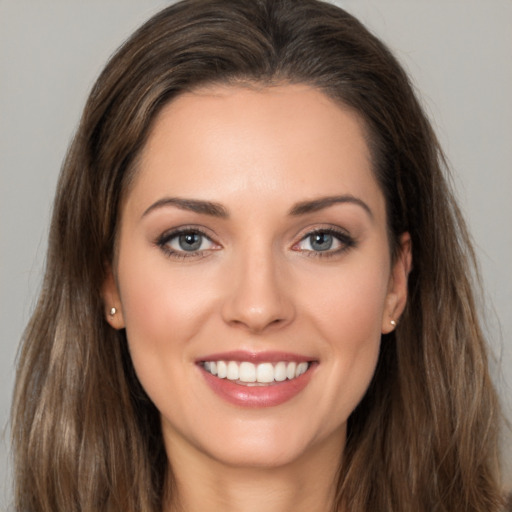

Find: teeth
<box><xmin>274</xmin><ymin>361</ymin><xmax>287</xmax><ymax>382</ymax></box>
<box><xmin>286</xmin><ymin>362</ymin><xmax>296</xmax><ymax>380</ymax></box>
<box><xmin>217</xmin><ymin>360</ymin><xmax>227</xmax><ymax>378</ymax></box>
<box><xmin>239</xmin><ymin>362</ymin><xmax>256</xmax><ymax>382</ymax></box>
<box><xmin>227</xmin><ymin>361</ymin><xmax>239</xmax><ymax>380</ymax></box>
<box><xmin>202</xmin><ymin>360</ymin><xmax>311</xmax><ymax>384</ymax></box>
<box><xmin>296</xmin><ymin>362</ymin><xmax>308</xmax><ymax>377</ymax></box>
<box><xmin>256</xmin><ymin>362</ymin><xmax>274</xmax><ymax>383</ymax></box>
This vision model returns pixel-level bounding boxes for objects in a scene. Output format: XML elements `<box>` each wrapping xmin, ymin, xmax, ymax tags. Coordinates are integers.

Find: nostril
<box><xmin>229</xmin><ymin>315</ymin><xmax>285</xmax><ymax>333</ymax></box>
<box><xmin>224</xmin><ymin>305</ymin><xmax>293</xmax><ymax>333</ymax></box>
<box><xmin>220</xmin><ymin>265</ymin><xmax>296</xmax><ymax>331</ymax></box>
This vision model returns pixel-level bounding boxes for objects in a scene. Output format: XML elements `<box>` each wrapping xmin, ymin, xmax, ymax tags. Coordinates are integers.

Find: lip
<box><xmin>196</xmin><ymin>351</ymin><xmax>317</xmax><ymax>408</ymax></box>
<box><xmin>196</xmin><ymin>350</ymin><xmax>313</xmax><ymax>364</ymax></box>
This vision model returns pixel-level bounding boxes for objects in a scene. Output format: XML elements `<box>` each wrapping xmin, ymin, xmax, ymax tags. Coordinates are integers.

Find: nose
<box><xmin>221</xmin><ymin>248</ymin><xmax>295</xmax><ymax>334</ymax></box>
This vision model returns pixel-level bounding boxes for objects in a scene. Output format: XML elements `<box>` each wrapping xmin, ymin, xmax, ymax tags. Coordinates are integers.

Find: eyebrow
<box><xmin>288</xmin><ymin>195</ymin><xmax>373</xmax><ymax>219</ymax></box>
<box><xmin>142</xmin><ymin>194</ymin><xmax>372</xmax><ymax>220</ymax></box>
<box><xmin>142</xmin><ymin>197</ymin><xmax>229</xmax><ymax>218</ymax></box>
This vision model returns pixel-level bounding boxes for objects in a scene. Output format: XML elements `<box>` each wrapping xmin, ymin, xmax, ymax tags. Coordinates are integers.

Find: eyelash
<box><xmin>155</xmin><ymin>226</ymin><xmax>357</xmax><ymax>260</ymax></box>
<box><xmin>293</xmin><ymin>227</ymin><xmax>357</xmax><ymax>258</ymax></box>
<box><xmin>156</xmin><ymin>226</ymin><xmax>218</xmax><ymax>260</ymax></box>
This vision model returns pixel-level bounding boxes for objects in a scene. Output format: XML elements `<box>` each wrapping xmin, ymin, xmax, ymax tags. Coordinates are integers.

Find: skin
<box><xmin>103</xmin><ymin>84</ymin><xmax>411</xmax><ymax>512</ymax></box>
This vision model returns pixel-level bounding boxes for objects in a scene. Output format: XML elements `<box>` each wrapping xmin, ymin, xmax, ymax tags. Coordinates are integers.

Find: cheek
<box><xmin>320</xmin><ymin>282</ymin><xmax>384</xmax><ymax>375</ymax></box>
<box><xmin>298</xmin><ymin>256</ymin><xmax>389</xmax><ymax>414</ymax></box>
<box><xmin>115</xmin><ymin>251</ymin><xmax>220</xmax><ymax>425</ymax></box>
<box><xmin>115</xmin><ymin>243</ymin><xmax>214</xmax><ymax>386</ymax></box>
<box><xmin>118</xmin><ymin>244</ymin><xmax>213</xmax><ymax>341</ymax></box>
<box><xmin>304</xmin><ymin>256</ymin><xmax>390</xmax><ymax>343</ymax></box>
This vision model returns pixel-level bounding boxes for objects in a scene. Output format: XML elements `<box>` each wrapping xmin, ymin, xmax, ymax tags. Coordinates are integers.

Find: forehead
<box><xmin>126</xmin><ymin>83</ymin><xmax>383</xmax><ymax>218</ymax></box>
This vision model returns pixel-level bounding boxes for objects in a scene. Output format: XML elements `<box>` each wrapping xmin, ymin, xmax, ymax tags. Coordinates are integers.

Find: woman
<box><xmin>11</xmin><ymin>0</ymin><xmax>505</xmax><ymax>511</ymax></box>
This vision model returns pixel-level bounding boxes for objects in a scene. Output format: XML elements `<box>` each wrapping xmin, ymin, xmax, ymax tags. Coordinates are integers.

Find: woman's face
<box><xmin>104</xmin><ymin>84</ymin><xmax>410</xmax><ymax>469</ymax></box>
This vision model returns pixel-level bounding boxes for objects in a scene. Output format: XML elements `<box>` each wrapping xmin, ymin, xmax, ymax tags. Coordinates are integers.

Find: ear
<box><xmin>101</xmin><ymin>267</ymin><xmax>125</xmax><ymax>330</ymax></box>
<box><xmin>381</xmin><ymin>232</ymin><xmax>412</xmax><ymax>334</ymax></box>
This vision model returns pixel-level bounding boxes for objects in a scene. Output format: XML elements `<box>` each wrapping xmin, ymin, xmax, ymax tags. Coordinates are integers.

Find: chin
<box><xmin>184</xmin><ymin>414</ymin><xmax>346</xmax><ymax>471</ymax></box>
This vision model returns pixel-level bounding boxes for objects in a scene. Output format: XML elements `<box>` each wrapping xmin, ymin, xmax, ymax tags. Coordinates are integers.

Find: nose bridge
<box><xmin>222</xmin><ymin>239</ymin><xmax>294</xmax><ymax>332</ymax></box>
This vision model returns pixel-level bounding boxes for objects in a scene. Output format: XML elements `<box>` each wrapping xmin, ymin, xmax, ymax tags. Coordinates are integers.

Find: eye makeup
<box><xmin>293</xmin><ymin>226</ymin><xmax>357</xmax><ymax>259</ymax></box>
<box><xmin>154</xmin><ymin>223</ymin><xmax>357</xmax><ymax>262</ymax></box>
<box><xmin>155</xmin><ymin>226</ymin><xmax>220</xmax><ymax>260</ymax></box>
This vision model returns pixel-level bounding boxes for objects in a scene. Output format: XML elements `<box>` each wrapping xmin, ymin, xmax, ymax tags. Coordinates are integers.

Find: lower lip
<box><xmin>199</xmin><ymin>364</ymin><xmax>315</xmax><ymax>408</ymax></box>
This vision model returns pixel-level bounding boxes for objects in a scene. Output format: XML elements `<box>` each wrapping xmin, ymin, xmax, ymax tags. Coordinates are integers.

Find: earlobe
<box><xmin>382</xmin><ymin>232</ymin><xmax>412</xmax><ymax>334</ymax></box>
<box><xmin>101</xmin><ymin>268</ymin><xmax>125</xmax><ymax>330</ymax></box>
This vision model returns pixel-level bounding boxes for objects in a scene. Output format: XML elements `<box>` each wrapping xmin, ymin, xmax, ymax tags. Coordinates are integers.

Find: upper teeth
<box><xmin>203</xmin><ymin>361</ymin><xmax>310</xmax><ymax>383</ymax></box>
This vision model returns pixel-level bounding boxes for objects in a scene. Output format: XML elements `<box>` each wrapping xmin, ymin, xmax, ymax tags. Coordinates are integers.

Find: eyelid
<box><xmin>155</xmin><ymin>225</ymin><xmax>221</xmax><ymax>259</ymax></box>
<box><xmin>291</xmin><ymin>225</ymin><xmax>356</xmax><ymax>256</ymax></box>
<box><xmin>154</xmin><ymin>223</ymin><xmax>356</xmax><ymax>260</ymax></box>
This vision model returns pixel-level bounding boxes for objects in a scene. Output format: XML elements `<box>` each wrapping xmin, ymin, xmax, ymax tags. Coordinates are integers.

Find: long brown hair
<box><xmin>11</xmin><ymin>0</ymin><xmax>504</xmax><ymax>510</ymax></box>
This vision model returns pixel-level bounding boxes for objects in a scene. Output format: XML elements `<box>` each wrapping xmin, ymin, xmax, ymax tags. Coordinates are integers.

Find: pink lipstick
<box><xmin>197</xmin><ymin>351</ymin><xmax>317</xmax><ymax>408</ymax></box>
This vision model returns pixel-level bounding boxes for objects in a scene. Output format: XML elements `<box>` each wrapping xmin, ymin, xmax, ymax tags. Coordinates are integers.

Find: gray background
<box><xmin>1</xmin><ymin>0</ymin><xmax>511</xmax><ymax>507</ymax></box>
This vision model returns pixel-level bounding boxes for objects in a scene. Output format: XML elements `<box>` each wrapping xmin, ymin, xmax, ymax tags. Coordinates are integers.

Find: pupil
<box><xmin>311</xmin><ymin>233</ymin><xmax>333</xmax><ymax>251</ymax></box>
<box><xmin>179</xmin><ymin>233</ymin><xmax>202</xmax><ymax>251</ymax></box>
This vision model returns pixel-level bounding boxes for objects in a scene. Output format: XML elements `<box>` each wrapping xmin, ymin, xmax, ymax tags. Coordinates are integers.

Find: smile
<box><xmin>197</xmin><ymin>351</ymin><xmax>316</xmax><ymax>407</ymax></box>
<box><xmin>202</xmin><ymin>360</ymin><xmax>310</xmax><ymax>385</ymax></box>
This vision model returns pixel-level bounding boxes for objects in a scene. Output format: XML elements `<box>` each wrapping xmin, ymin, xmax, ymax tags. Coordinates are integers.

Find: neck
<box><xmin>163</xmin><ymin>433</ymin><xmax>344</xmax><ymax>512</ymax></box>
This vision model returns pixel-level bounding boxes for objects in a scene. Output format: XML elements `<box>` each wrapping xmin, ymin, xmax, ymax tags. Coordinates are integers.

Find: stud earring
<box><xmin>390</xmin><ymin>319</ymin><xmax>397</xmax><ymax>327</ymax></box>
<box><xmin>110</xmin><ymin>307</ymin><xmax>117</xmax><ymax>316</ymax></box>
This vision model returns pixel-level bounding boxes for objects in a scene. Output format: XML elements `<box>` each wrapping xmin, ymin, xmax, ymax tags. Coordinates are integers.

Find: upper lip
<box><xmin>196</xmin><ymin>350</ymin><xmax>315</xmax><ymax>364</ymax></box>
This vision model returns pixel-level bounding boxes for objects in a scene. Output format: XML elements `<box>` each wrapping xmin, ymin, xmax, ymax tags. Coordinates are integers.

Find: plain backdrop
<box><xmin>1</xmin><ymin>0</ymin><xmax>511</xmax><ymax>507</ymax></box>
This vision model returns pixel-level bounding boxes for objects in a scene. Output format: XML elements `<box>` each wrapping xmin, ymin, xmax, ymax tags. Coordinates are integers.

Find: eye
<box><xmin>302</xmin><ymin>232</ymin><xmax>336</xmax><ymax>252</ymax></box>
<box><xmin>169</xmin><ymin>232</ymin><xmax>211</xmax><ymax>252</ymax></box>
<box><xmin>157</xmin><ymin>228</ymin><xmax>218</xmax><ymax>258</ymax></box>
<box><xmin>294</xmin><ymin>228</ymin><xmax>356</xmax><ymax>256</ymax></box>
